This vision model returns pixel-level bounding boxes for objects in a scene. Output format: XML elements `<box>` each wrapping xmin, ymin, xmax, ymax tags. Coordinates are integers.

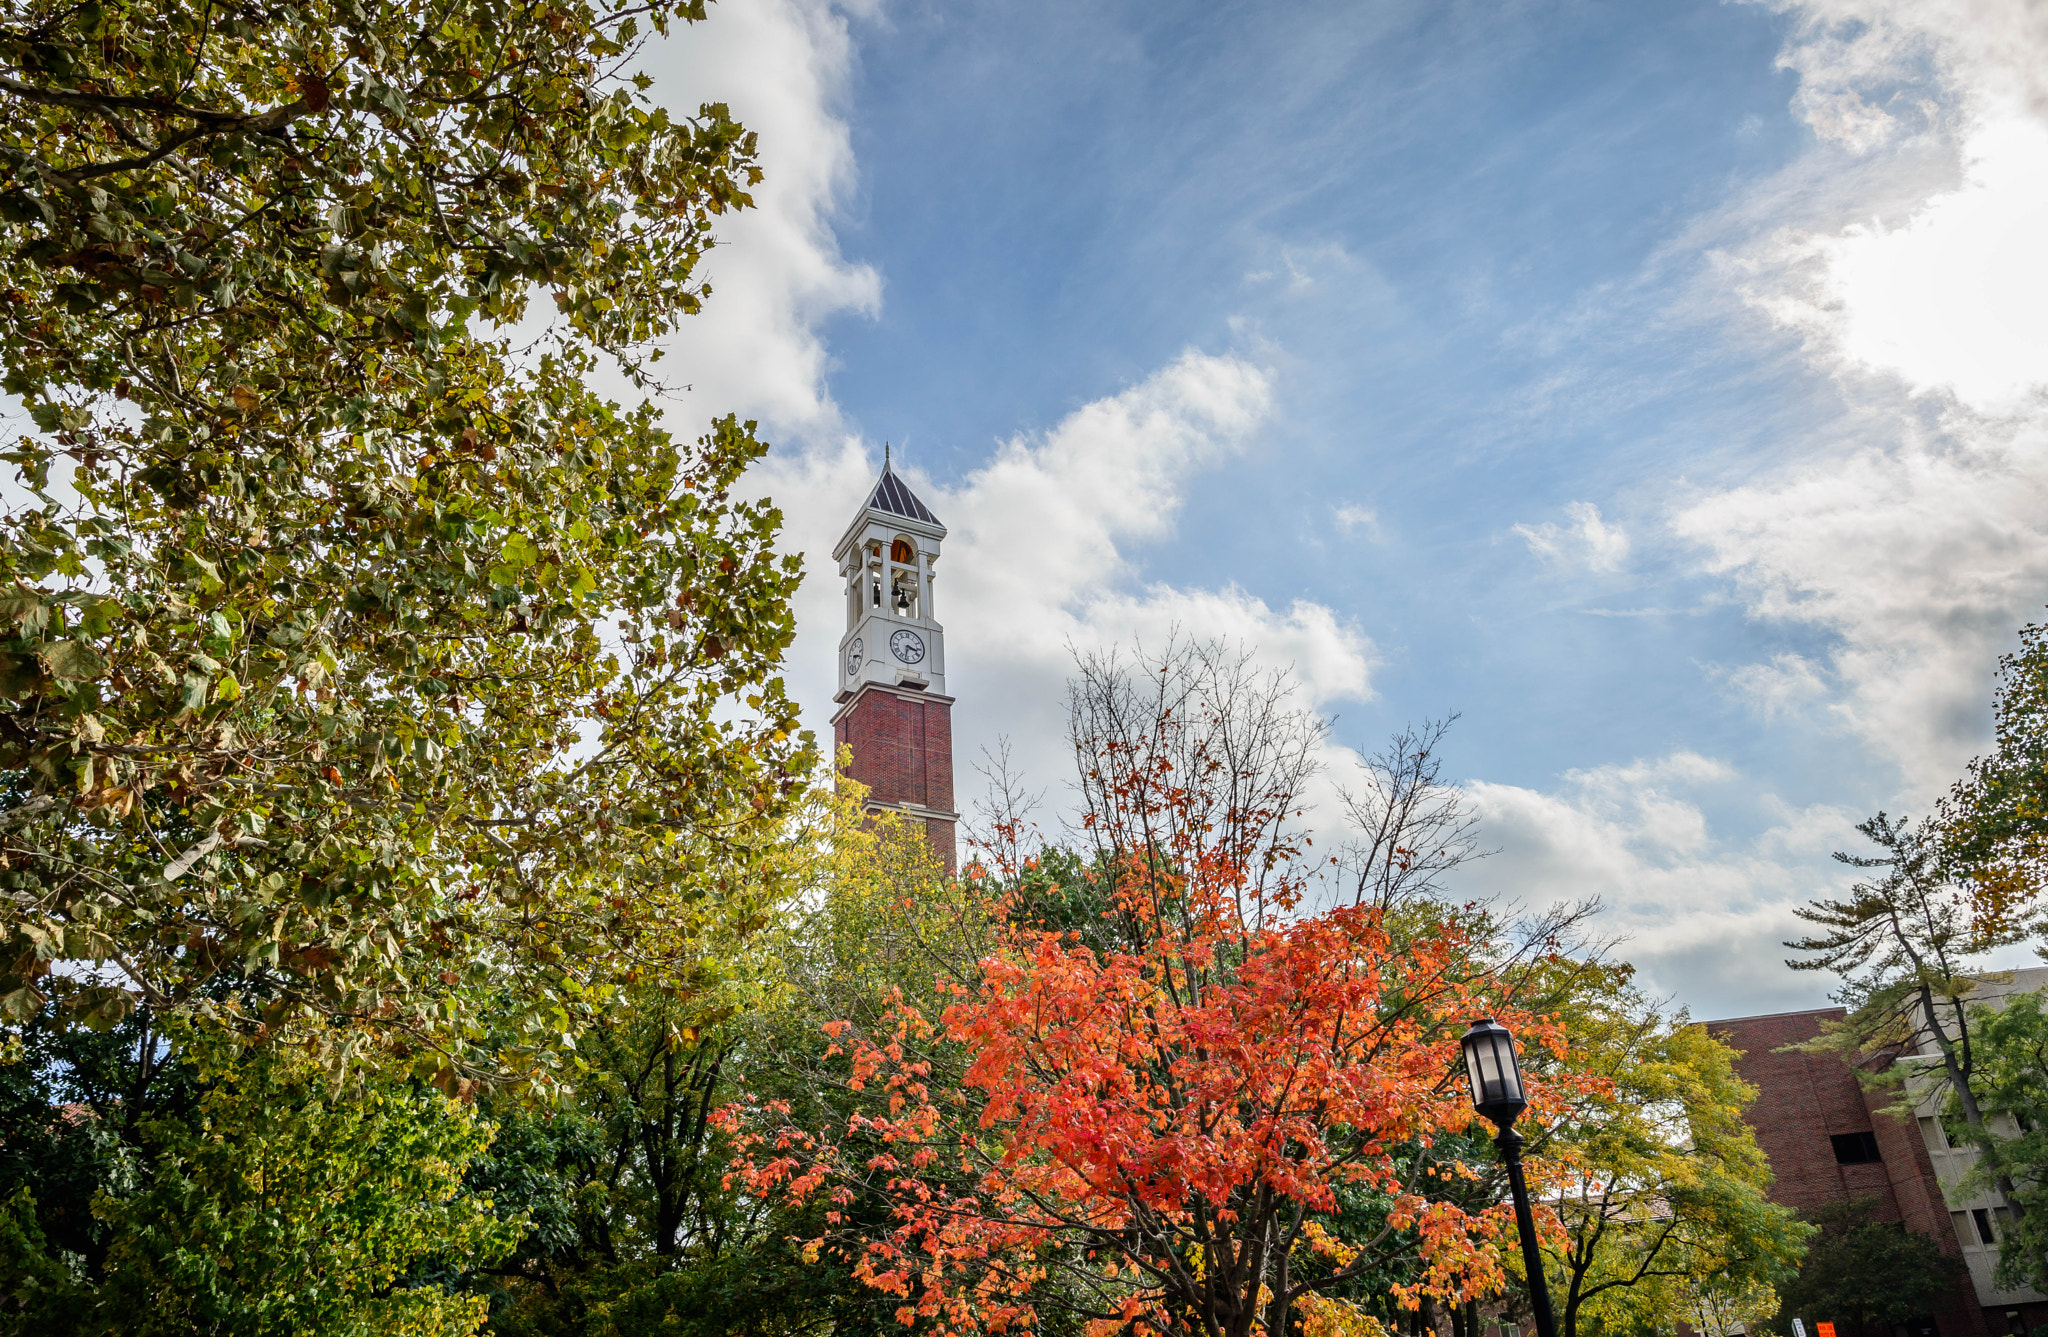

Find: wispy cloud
<box><xmin>1674</xmin><ymin>0</ymin><xmax>2048</xmax><ymax>796</ymax></box>
<box><xmin>1513</xmin><ymin>501</ymin><xmax>1631</xmax><ymax>573</ymax></box>
<box><xmin>1332</xmin><ymin>502</ymin><xmax>1379</xmax><ymax>538</ymax></box>
<box><xmin>1719</xmin><ymin>653</ymin><xmax>1832</xmax><ymax>722</ymax></box>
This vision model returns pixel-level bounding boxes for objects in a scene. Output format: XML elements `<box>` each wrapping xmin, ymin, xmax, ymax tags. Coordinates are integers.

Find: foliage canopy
<box><xmin>0</xmin><ymin>0</ymin><xmax>811</xmax><ymax>1078</ymax></box>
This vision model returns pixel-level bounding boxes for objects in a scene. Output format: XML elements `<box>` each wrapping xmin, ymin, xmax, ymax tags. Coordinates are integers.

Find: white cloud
<box><xmin>1462</xmin><ymin>754</ymin><xmax>1862</xmax><ymax>1017</ymax></box>
<box><xmin>753</xmin><ymin>350</ymin><xmax>1379</xmax><ymax>806</ymax></box>
<box><xmin>936</xmin><ymin>351</ymin><xmax>1380</xmax><ymax>795</ymax></box>
<box><xmin>1512</xmin><ymin>500</ymin><xmax>1630</xmax><ymax>573</ymax></box>
<box><xmin>1672</xmin><ymin>0</ymin><xmax>2048</xmax><ymax>798</ymax></box>
<box><xmin>640</xmin><ymin>0</ymin><xmax>881</xmax><ymax>442</ymax></box>
<box><xmin>1720</xmin><ymin>653</ymin><xmax>1831</xmax><ymax>721</ymax></box>
<box><xmin>941</xmin><ymin>353</ymin><xmax>1378</xmax><ymax>734</ymax></box>
<box><xmin>1676</xmin><ymin>412</ymin><xmax>2048</xmax><ymax>789</ymax></box>
<box><xmin>1753</xmin><ymin>113</ymin><xmax>2048</xmax><ymax>415</ymax></box>
<box><xmin>1333</xmin><ymin>502</ymin><xmax>1379</xmax><ymax>538</ymax></box>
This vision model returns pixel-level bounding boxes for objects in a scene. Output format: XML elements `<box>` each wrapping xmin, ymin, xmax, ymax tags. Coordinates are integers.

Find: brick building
<box><xmin>1708</xmin><ymin>981</ymin><xmax>2048</xmax><ymax>1337</ymax></box>
<box><xmin>830</xmin><ymin>455</ymin><xmax>958</xmax><ymax>871</ymax></box>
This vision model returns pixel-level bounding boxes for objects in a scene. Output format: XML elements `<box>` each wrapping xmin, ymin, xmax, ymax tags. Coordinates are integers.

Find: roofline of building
<box><xmin>832</xmin><ymin>503</ymin><xmax>947</xmax><ymax>563</ymax></box>
<box><xmin>1700</xmin><ymin>1005</ymin><xmax>1848</xmax><ymax>1028</ymax></box>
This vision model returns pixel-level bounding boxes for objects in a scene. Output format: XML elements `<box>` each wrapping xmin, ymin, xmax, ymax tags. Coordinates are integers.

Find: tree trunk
<box><xmin>1265</xmin><ymin>1220</ymin><xmax>1291</xmax><ymax>1337</ymax></box>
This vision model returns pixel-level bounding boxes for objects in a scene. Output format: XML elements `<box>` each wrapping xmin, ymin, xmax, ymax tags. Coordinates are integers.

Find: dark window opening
<box><xmin>1831</xmin><ymin>1130</ymin><xmax>1883</xmax><ymax>1164</ymax></box>
<box><xmin>1975</xmin><ymin>1208</ymin><xmax>1997</xmax><ymax>1244</ymax></box>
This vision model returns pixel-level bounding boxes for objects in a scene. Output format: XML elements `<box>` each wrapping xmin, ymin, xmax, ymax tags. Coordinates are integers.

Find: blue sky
<box><xmin>823</xmin><ymin>0</ymin><xmax>1810</xmax><ymax>778</ymax></box>
<box><xmin>651</xmin><ymin>0</ymin><xmax>2048</xmax><ymax>1018</ymax></box>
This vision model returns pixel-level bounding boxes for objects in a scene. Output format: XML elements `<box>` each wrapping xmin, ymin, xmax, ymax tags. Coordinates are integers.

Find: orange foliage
<box><xmin>724</xmin><ymin>872</ymin><xmax>1577</xmax><ymax>1335</ymax></box>
<box><xmin>723</xmin><ymin>653</ymin><xmax>1591</xmax><ymax>1336</ymax></box>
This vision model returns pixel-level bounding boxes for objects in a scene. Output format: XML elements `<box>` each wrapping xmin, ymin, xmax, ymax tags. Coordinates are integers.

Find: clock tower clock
<box><xmin>830</xmin><ymin>452</ymin><xmax>957</xmax><ymax>871</ymax></box>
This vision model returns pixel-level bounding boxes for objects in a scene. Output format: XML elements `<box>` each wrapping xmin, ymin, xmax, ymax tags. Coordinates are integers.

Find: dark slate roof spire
<box><xmin>867</xmin><ymin>448</ymin><xmax>938</xmax><ymax>524</ymax></box>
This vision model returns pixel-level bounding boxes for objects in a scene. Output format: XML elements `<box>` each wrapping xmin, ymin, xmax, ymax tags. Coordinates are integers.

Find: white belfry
<box><xmin>833</xmin><ymin>451</ymin><xmax>948</xmax><ymax>701</ymax></box>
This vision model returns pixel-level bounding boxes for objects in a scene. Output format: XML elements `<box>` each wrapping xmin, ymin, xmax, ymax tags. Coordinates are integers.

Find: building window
<box><xmin>1975</xmin><ymin>1208</ymin><xmax>1997</xmax><ymax>1244</ymax></box>
<box><xmin>1830</xmin><ymin>1131</ymin><xmax>1882</xmax><ymax>1164</ymax></box>
<box><xmin>1920</xmin><ymin>1116</ymin><xmax>1951</xmax><ymax>1151</ymax></box>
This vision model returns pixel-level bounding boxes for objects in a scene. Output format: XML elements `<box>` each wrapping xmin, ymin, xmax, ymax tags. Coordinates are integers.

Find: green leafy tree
<box><xmin>0</xmin><ymin>0</ymin><xmax>811</xmax><ymax>1074</ymax></box>
<box><xmin>1943</xmin><ymin>615</ymin><xmax>2048</xmax><ymax>938</ymax></box>
<box><xmin>2</xmin><ymin>1022</ymin><xmax>519</xmax><ymax>1336</ymax></box>
<box><xmin>1784</xmin><ymin>814</ymin><xmax>2034</xmax><ymax>1245</ymax></box>
<box><xmin>0</xmin><ymin>998</ymin><xmax>197</xmax><ymax>1285</ymax></box>
<box><xmin>1772</xmin><ymin>1198</ymin><xmax>1958</xmax><ymax>1336</ymax></box>
<box><xmin>1954</xmin><ymin>990</ymin><xmax>2048</xmax><ymax>1293</ymax></box>
<box><xmin>469</xmin><ymin>780</ymin><xmax>967</xmax><ymax>1337</ymax></box>
<box><xmin>1529</xmin><ymin>968</ymin><xmax>1806</xmax><ymax>1337</ymax></box>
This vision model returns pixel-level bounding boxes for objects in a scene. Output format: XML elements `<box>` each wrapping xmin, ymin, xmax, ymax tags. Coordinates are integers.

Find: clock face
<box><xmin>889</xmin><ymin>629</ymin><xmax>926</xmax><ymax>665</ymax></box>
<box><xmin>844</xmin><ymin>638</ymin><xmax>863</xmax><ymax>679</ymax></box>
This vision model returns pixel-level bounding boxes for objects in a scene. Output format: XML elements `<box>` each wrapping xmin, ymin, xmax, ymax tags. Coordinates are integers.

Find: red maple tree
<box><xmin>723</xmin><ymin>647</ymin><xmax>1581</xmax><ymax>1337</ymax></box>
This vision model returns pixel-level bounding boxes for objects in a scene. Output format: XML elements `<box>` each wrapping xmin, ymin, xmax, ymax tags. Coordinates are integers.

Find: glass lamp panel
<box><xmin>1494</xmin><ymin>1032</ymin><xmax>1523</xmax><ymax>1102</ymax></box>
<box><xmin>1476</xmin><ymin>1034</ymin><xmax>1506</xmax><ymax>1104</ymax></box>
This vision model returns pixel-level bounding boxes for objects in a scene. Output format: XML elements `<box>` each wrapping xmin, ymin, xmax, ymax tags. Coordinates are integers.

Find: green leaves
<box><xmin>0</xmin><ymin>0</ymin><xmax>814</xmax><ymax>1073</ymax></box>
<box><xmin>1941</xmin><ymin>615</ymin><xmax>2048</xmax><ymax>937</ymax></box>
<box><xmin>3</xmin><ymin>1024</ymin><xmax>522</xmax><ymax>1337</ymax></box>
<box><xmin>35</xmin><ymin>639</ymin><xmax>101</xmax><ymax>683</ymax></box>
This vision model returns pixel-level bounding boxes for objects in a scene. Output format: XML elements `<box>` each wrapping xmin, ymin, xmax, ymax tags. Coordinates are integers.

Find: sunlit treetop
<box><xmin>0</xmin><ymin>0</ymin><xmax>814</xmax><ymax>1083</ymax></box>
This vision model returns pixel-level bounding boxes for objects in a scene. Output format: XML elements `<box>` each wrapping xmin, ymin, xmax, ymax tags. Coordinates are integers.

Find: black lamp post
<box><xmin>1461</xmin><ymin>1018</ymin><xmax>1559</xmax><ymax>1337</ymax></box>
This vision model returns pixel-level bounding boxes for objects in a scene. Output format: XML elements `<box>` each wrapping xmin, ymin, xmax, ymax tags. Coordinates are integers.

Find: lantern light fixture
<box><xmin>1458</xmin><ymin>1017</ymin><xmax>1557</xmax><ymax>1337</ymax></box>
<box><xmin>1460</xmin><ymin>1017</ymin><xmax>1527</xmax><ymax>1128</ymax></box>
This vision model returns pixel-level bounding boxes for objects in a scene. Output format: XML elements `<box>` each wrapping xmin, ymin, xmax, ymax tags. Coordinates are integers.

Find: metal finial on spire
<box><xmin>885</xmin><ymin>442</ymin><xmax>891</xmax><ymax>470</ymax></box>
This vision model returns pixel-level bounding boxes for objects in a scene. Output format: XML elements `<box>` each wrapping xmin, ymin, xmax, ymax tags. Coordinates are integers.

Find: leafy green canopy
<box><xmin>1771</xmin><ymin>1198</ymin><xmax>1958</xmax><ymax>1335</ymax></box>
<box><xmin>0</xmin><ymin>0</ymin><xmax>813</xmax><ymax>1077</ymax></box>
<box><xmin>1944</xmin><ymin>616</ymin><xmax>2048</xmax><ymax>937</ymax></box>
<box><xmin>1957</xmin><ymin>991</ymin><xmax>2048</xmax><ymax>1294</ymax></box>
<box><xmin>1</xmin><ymin>1022</ymin><xmax>519</xmax><ymax>1337</ymax></box>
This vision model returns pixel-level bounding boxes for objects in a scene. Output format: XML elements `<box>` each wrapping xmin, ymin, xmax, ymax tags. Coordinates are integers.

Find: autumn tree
<box><xmin>724</xmin><ymin>643</ymin><xmax>1591</xmax><ymax>1337</ymax></box>
<box><xmin>0</xmin><ymin>0</ymin><xmax>810</xmax><ymax>1074</ymax></box>
<box><xmin>1943</xmin><ymin>615</ymin><xmax>2048</xmax><ymax>937</ymax></box>
<box><xmin>1521</xmin><ymin>966</ymin><xmax>1804</xmax><ymax>1337</ymax></box>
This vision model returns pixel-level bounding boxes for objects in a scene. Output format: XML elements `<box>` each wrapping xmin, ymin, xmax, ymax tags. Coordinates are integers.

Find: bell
<box><xmin>894</xmin><ymin>586</ymin><xmax>911</xmax><ymax>614</ymax></box>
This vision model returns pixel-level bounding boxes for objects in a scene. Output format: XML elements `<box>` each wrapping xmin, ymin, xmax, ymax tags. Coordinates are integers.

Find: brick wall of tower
<box><xmin>1709</xmin><ymin>1009</ymin><xmax>1989</xmax><ymax>1337</ymax></box>
<box><xmin>833</xmin><ymin>685</ymin><xmax>955</xmax><ymax>872</ymax></box>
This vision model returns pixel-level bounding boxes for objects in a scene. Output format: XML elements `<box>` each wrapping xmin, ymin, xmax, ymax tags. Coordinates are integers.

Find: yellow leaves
<box><xmin>1303</xmin><ymin>1218</ymin><xmax>1362</xmax><ymax>1266</ymax></box>
<box><xmin>1296</xmin><ymin>1292</ymin><xmax>1392</xmax><ymax>1337</ymax></box>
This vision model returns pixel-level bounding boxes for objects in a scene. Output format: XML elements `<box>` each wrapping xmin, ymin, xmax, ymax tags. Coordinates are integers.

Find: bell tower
<box><xmin>830</xmin><ymin>452</ymin><xmax>957</xmax><ymax>871</ymax></box>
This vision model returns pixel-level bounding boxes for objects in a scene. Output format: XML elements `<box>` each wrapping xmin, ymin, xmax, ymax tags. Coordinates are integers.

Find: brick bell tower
<box><xmin>830</xmin><ymin>451</ymin><xmax>957</xmax><ymax>872</ymax></box>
